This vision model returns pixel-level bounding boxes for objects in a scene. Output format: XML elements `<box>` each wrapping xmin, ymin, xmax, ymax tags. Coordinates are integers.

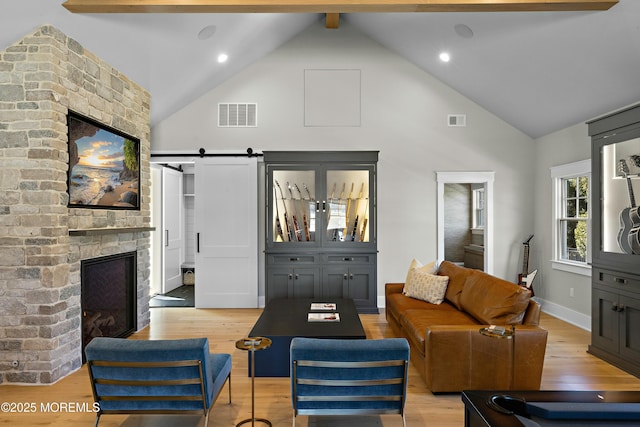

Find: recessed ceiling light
<box><xmin>439</xmin><ymin>52</ymin><xmax>451</xmax><ymax>63</ymax></box>
<box><xmin>197</xmin><ymin>25</ymin><xmax>217</xmax><ymax>40</ymax></box>
<box><xmin>217</xmin><ymin>53</ymin><xmax>228</xmax><ymax>63</ymax></box>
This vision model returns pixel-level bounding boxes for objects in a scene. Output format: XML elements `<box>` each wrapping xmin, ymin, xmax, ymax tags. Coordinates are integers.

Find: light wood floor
<box><xmin>2</xmin><ymin>308</ymin><xmax>640</xmax><ymax>426</ymax></box>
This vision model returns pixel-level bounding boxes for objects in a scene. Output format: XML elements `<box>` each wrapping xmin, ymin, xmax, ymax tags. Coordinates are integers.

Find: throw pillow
<box><xmin>459</xmin><ymin>271</ymin><xmax>531</xmax><ymax>324</ymax></box>
<box><xmin>404</xmin><ymin>269</ymin><xmax>449</xmax><ymax>304</ymax></box>
<box><xmin>403</xmin><ymin>258</ymin><xmax>438</xmax><ymax>294</ymax></box>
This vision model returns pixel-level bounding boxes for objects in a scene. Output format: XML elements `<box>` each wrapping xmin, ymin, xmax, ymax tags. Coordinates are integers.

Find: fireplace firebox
<box><xmin>81</xmin><ymin>252</ymin><xmax>137</xmax><ymax>359</ymax></box>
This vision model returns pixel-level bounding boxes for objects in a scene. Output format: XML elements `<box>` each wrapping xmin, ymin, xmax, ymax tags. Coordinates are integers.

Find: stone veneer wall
<box><xmin>0</xmin><ymin>26</ymin><xmax>151</xmax><ymax>384</ymax></box>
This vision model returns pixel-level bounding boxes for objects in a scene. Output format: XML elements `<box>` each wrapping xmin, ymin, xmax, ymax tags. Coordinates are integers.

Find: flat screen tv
<box><xmin>67</xmin><ymin>111</ymin><xmax>140</xmax><ymax>210</ymax></box>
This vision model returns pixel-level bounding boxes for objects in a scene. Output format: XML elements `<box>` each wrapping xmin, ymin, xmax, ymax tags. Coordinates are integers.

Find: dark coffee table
<box><xmin>462</xmin><ymin>390</ymin><xmax>640</xmax><ymax>427</ymax></box>
<box><xmin>247</xmin><ymin>298</ymin><xmax>366</xmax><ymax>377</ymax></box>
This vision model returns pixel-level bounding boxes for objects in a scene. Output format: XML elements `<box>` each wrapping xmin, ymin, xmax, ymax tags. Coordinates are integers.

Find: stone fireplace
<box><xmin>0</xmin><ymin>26</ymin><xmax>151</xmax><ymax>384</ymax></box>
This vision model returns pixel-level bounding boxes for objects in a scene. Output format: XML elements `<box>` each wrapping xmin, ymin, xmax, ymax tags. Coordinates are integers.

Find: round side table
<box><xmin>235</xmin><ymin>336</ymin><xmax>272</xmax><ymax>427</ymax></box>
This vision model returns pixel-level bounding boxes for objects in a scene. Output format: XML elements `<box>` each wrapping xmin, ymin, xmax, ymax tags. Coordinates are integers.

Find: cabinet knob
<box><xmin>295</xmin><ymin>274</ymin><xmax>299</xmax><ymax>280</ymax></box>
<box><xmin>617</xmin><ymin>304</ymin><xmax>625</xmax><ymax>312</ymax></box>
<box><xmin>612</xmin><ymin>304</ymin><xmax>619</xmax><ymax>311</ymax></box>
<box><xmin>350</xmin><ymin>274</ymin><xmax>354</xmax><ymax>280</ymax></box>
<box><xmin>343</xmin><ymin>274</ymin><xmax>348</xmax><ymax>280</ymax></box>
<box><xmin>615</xmin><ymin>277</ymin><xmax>628</xmax><ymax>285</ymax></box>
<box><xmin>290</xmin><ymin>257</ymin><xmax>300</xmax><ymax>261</ymax></box>
<box><xmin>288</xmin><ymin>274</ymin><xmax>293</xmax><ymax>280</ymax></box>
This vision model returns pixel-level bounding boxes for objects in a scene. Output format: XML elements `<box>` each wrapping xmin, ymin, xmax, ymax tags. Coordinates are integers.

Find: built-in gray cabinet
<box><xmin>264</xmin><ymin>151</ymin><xmax>378</xmax><ymax>313</ymax></box>
<box><xmin>591</xmin><ymin>268</ymin><xmax>640</xmax><ymax>374</ymax></box>
<box><xmin>588</xmin><ymin>103</ymin><xmax>640</xmax><ymax>377</ymax></box>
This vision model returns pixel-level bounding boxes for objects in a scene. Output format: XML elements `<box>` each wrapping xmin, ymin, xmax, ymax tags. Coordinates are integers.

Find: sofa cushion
<box><xmin>459</xmin><ymin>270</ymin><xmax>532</xmax><ymax>325</ymax></box>
<box><xmin>403</xmin><ymin>259</ymin><xmax>437</xmax><ymax>294</ymax></box>
<box><xmin>399</xmin><ymin>308</ymin><xmax>478</xmax><ymax>356</ymax></box>
<box><xmin>438</xmin><ymin>260</ymin><xmax>474</xmax><ymax>310</ymax></box>
<box><xmin>404</xmin><ymin>269</ymin><xmax>449</xmax><ymax>304</ymax></box>
<box><xmin>386</xmin><ymin>291</ymin><xmax>435</xmax><ymax>326</ymax></box>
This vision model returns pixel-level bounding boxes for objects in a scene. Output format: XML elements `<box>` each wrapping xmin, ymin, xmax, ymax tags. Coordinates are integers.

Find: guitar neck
<box><xmin>627</xmin><ymin>177</ymin><xmax>637</xmax><ymax>207</ymax></box>
<box><xmin>521</xmin><ymin>244</ymin><xmax>530</xmax><ymax>276</ymax></box>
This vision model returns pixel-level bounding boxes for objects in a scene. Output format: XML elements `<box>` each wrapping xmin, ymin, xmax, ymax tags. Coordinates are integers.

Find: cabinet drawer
<box><xmin>594</xmin><ymin>268</ymin><xmax>640</xmax><ymax>292</ymax></box>
<box><xmin>268</xmin><ymin>254</ymin><xmax>318</xmax><ymax>264</ymax></box>
<box><xmin>324</xmin><ymin>254</ymin><xmax>375</xmax><ymax>264</ymax></box>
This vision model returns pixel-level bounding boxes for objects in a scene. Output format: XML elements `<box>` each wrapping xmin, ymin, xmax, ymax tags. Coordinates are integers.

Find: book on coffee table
<box><xmin>310</xmin><ymin>302</ymin><xmax>337</xmax><ymax>311</ymax></box>
<box><xmin>308</xmin><ymin>312</ymin><xmax>340</xmax><ymax>322</ymax></box>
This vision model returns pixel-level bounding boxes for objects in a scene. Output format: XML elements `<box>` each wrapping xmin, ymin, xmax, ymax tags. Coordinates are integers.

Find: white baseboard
<box><xmin>535</xmin><ymin>297</ymin><xmax>591</xmax><ymax>331</ymax></box>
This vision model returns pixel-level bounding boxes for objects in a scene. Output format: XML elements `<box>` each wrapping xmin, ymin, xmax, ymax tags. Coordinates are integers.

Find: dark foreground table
<box><xmin>247</xmin><ymin>298</ymin><xmax>366</xmax><ymax>377</ymax></box>
<box><xmin>462</xmin><ymin>390</ymin><xmax>640</xmax><ymax>427</ymax></box>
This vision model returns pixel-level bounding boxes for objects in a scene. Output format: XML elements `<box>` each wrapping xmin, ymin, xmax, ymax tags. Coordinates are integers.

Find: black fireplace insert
<box><xmin>81</xmin><ymin>251</ymin><xmax>136</xmax><ymax>360</ymax></box>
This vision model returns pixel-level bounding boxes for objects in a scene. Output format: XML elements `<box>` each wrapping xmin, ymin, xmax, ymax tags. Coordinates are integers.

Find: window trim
<box><xmin>472</xmin><ymin>187</ymin><xmax>485</xmax><ymax>229</ymax></box>
<box><xmin>550</xmin><ymin>159</ymin><xmax>592</xmax><ymax>276</ymax></box>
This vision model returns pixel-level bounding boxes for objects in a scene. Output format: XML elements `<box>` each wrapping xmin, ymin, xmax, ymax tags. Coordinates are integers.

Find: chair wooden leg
<box><xmin>228</xmin><ymin>374</ymin><xmax>232</xmax><ymax>404</ymax></box>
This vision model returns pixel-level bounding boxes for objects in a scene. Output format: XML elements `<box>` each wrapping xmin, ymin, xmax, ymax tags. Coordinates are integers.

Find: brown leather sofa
<box><xmin>385</xmin><ymin>260</ymin><xmax>548</xmax><ymax>393</ymax></box>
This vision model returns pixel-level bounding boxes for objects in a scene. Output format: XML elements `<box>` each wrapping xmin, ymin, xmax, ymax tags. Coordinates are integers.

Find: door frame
<box><xmin>436</xmin><ymin>171</ymin><xmax>495</xmax><ymax>274</ymax></box>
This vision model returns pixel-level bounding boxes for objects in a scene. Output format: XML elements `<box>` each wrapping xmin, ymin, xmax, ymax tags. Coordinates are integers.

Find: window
<box><xmin>472</xmin><ymin>188</ymin><xmax>485</xmax><ymax>229</ymax></box>
<box><xmin>550</xmin><ymin>160</ymin><xmax>591</xmax><ymax>275</ymax></box>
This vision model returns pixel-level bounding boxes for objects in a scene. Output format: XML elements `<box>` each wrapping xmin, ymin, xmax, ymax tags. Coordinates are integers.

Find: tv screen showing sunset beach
<box><xmin>67</xmin><ymin>113</ymin><xmax>140</xmax><ymax>209</ymax></box>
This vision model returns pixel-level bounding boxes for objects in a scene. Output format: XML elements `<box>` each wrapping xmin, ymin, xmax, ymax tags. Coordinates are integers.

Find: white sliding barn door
<box><xmin>162</xmin><ymin>167</ymin><xmax>184</xmax><ymax>294</ymax></box>
<box><xmin>195</xmin><ymin>157</ymin><xmax>258</xmax><ymax>308</ymax></box>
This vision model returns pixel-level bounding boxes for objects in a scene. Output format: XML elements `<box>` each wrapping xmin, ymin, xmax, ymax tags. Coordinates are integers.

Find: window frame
<box><xmin>550</xmin><ymin>159</ymin><xmax>592</xmax><ymax>276</ymax></box>
<box><xmin>472</xmin><ymin>187</ymin><xmax>485</xmax><ymax>230</ymax></box>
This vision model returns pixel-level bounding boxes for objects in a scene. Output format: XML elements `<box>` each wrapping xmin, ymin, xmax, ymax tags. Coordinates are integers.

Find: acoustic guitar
<box><xmin>617</xmin><ymin>160</ymin><xmax>640</xmax><ymax>255</ymax></box>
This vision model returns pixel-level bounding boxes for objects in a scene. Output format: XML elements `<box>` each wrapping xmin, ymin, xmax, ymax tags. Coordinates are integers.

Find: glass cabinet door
<box><xmin>325</xmin><ymin>168</ymin><xmax>373</xmax><ymax>244</ymax></box>
<box><xmin>270</xmin><ymin>168</ymin><xmax>317</xmax><ymax>245</ymax></box>
<box><xmin>601</xmin><ymin>137</ymin><xmax>640</xmax><ymax>255</ymax></box>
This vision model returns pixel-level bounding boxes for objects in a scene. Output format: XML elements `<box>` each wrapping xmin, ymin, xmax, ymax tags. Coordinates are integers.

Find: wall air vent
<box><xmin>448</xmin><ymin>114</ymin><xmax>466</xmax><ymax>127</ymax></box>
<box><xmin>218</xmin><ymin>103</ymin><xmax>257</xmax><ymax>127</ymax></box>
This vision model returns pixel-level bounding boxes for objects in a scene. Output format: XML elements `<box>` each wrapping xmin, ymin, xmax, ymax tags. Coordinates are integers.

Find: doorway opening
<box><xmin>436</xmin><ymin>171</ymin><xmax>495</xmax><ymax>274</ymax></box>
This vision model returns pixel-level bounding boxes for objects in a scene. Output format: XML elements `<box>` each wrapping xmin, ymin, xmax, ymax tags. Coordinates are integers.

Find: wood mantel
<box><xmin>69</xmin><ymin>227</ymin><xmax>155</xmax><ymax>236</ymax></box>
<box><xmin>62</xmin><ymin>0</ymin><xmax>617</xmax><ymax>13</ymax></box>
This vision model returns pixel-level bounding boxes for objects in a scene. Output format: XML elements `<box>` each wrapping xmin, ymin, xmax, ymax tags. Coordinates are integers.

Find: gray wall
<box><xmin>444</xmin><ymin>183</ymin><xmax>471</xmax><ymax>263</ymax></box>
<box><xmin>151</xmin><ymin>19</ymin><xmax>536</xmax><ymax>306</ymax></box>
<box><xmin>533</xmin><ymin>122</ymin><xmax>592</xmax><ymax>328</ymax></box>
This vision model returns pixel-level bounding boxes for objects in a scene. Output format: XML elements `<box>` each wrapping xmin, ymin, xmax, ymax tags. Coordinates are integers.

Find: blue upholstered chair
<box><xmin>290</xmin><ymin>337</ymin><xmax>410</xmax><ymax>427</ymax></box>
<box><xmin>85</xmin><ymin>337</ymin><xmax>231</xmax><ymax>427</ymax></box>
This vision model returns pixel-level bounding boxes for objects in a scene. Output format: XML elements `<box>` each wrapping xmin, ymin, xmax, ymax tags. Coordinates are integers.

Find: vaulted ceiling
<box><xmin>2</xmin><ymin>0</ymin><xmax>638</xmax><ymax>138</ymax></box>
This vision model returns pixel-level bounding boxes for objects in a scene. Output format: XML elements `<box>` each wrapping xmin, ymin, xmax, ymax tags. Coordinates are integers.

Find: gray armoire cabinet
<box><xmin>264</xmin><ymin>151</ymin><xmax>378</xmax><ymax>313</ymax></box>
<box><xmin>588</xmin><ymin>103</ymin><xmax>640</xmax><ymax>377</ymax></box>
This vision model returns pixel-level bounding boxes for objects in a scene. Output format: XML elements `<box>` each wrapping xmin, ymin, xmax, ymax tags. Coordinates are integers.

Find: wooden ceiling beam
<box><xmin>62</xmin><ymin>0</ymin><xmax>618</xmax><ymax>14</ymax></box>
<box><xmin>325</xmin><ymin>13</ymin><xmax>340</xmax><ymax>29</ymax></box>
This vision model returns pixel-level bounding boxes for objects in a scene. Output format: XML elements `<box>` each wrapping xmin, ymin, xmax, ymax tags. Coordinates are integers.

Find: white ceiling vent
<box><xmin>448</xmin><ymin>114</ymin><xmax>466</xmax><ymax>127</ymax></box>
<box><xmin>218</xmin><ymin>103</ymin><xmax>257</xmax><ymax>127</ymax></box>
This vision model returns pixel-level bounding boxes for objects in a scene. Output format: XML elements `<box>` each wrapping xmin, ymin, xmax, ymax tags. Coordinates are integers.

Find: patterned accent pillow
<box><xmin>403</xmin><ymin>259</ymin><xmax>438</xmax><ymax>295</ymax></box>
<box><xmin>404</xmin><ymin>269</ymin><xmax>450</xmax><ymax>305</ymax></box>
